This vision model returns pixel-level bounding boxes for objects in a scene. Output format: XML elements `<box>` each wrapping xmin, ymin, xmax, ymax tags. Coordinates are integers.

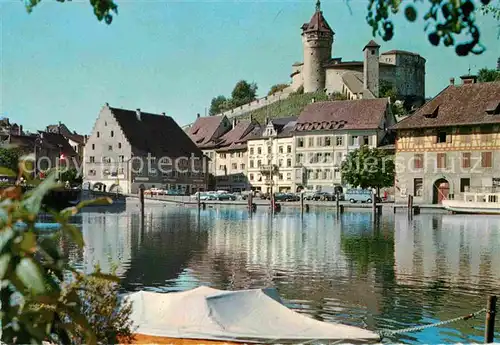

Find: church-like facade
<box><xmin>291</xmin><ymin>1</ymin><xmax>426</xmax><ymax>107</ymax></box>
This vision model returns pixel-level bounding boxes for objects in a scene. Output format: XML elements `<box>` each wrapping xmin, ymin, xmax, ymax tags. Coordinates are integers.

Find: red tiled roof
<box><xmin>295</xmin><ymin>99</ymin><xmax>389</xmax><ymax>131</ymax></box>
<box><xmin>302</xmin><ymin>10</ymin><xmax>333</xmax><ymax>34</ymax></box>
<box><xmin>188</xmin><ymin>116</ymin><xmax>227</xmax><ymax>147</ymax></box>
<box><xmin>381</xmin><ymin>50</ymin><xmax>421</xmax><ymax>57</ymax></box>
<box><xmin>215</xmin><ymin>121</ymin><xmax>259</xmax><ymax>152</ymax></box>
<box><xmin>364</xmin><ymin>40</ymin><xmax>380</xmax><ymax>49</ymax></box>
<box><xmin>393</xmin><ymin>82</ymin><xmax>500</xmax><ymax>130</ymax></box>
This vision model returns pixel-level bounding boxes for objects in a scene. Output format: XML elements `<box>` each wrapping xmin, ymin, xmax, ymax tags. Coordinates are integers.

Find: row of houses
<box><xmin>80</xmin><ymin>76</ymin><xmax>499</xmax><ymax>204</ymax></box>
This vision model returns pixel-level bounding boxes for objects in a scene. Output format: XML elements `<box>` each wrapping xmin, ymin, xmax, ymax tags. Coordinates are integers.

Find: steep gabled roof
<box><xmin>188</xmin><ymin>116</ymin><xmax>228</xmax><ymax>147</ymax></box>
<box><xmin>46</xmin><ymin>123</ymin><xmax>85</xmax><ymax>144</ymax></box>
<box><xmin>109</xmin><ymin>107</ymin><xmax>203</xmax><ymax>158</ymax></box>
<box><xmin>294</xmin><ymin>99</ymin><xmax>389</xmax><ymax>132</ymax></box>
<box><xmin>301</xmin><ymin>2</ymin><xmax>333</xmax><ymax>34</ymax></box>
<box><xmin>393</xmin><ymin>81</ymin><xmax>500</xmax><ymax>130</ymax></box>
<box><xmin>216</xmin><ymin>121</ymin><xmax>260</xmax><ymax>152</ymax></box>
<box><xmin>247</xmin><ymin>117</ymin><xmax>298</xmax><ymax>141</ymax></box>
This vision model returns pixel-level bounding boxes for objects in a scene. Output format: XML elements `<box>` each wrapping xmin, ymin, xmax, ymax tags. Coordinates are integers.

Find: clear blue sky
<box><xmin>0</xmin><ymin>0</ymin><xmax>499</xmax><ymax>134</ymax></box>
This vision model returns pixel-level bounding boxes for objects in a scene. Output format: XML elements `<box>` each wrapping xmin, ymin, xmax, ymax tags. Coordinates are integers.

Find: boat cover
<box><xmin>126</xmin><ymin>286</ymin><xmax>381</xmax><ymax>344</ymax></box>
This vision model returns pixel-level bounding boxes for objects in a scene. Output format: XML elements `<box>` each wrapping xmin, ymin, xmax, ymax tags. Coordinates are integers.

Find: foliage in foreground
<box><xmin>341</xmin><ymin>146</ymin><xmax>395</xmax><ymax>191</ymax></box>
<box><xmin>36</xmin><ymin>265</ymin><xmax>135</xmax><ymax>344</ymax></box>
<box><xmin>0</xmin><ymin>155</ymin><xmax>116</xmax><ymax>344</ymax></box>
<box><xmin>478</xmin><ymin>67</ymin><xmax>500</xmax><ymax>82</ymax></box>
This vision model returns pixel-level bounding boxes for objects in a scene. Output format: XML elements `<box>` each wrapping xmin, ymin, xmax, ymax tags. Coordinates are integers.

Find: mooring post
<box><xmin>485</xmin><ymin>295</ymin><xmax>497</xmax><ymax>343</ymax></box>
<box><xmin>408</xmin><ymin>194</ymin><xmax>413</xmax><ymax>218</ymax></box>
<box><xmin>139</xmin><ymin>186</ymin><xmax>145</xmax><ymax>218</ymax></box>
<box><xmin>336</xmin><ymin>191</ymin><xmax>340</xmax><ymax>217</ymax></box>
<box><xmin>300</xmin><ymin>192</ymin><xmax>304</xmax><ymax>218</ymax></box>
<box><xmin>372</xmin><ymin>188</ymin><xmax>377</xmax><ymax>215</ymax></box>
<box><xmin>197</xmin><ymin>189</ymin><xmax>201</xmax><ymax>210</ymax></box>
<box><xmin>248</xmin><ymin>192</ymin><xmax>254</xmax><ymax>216</ymax></box>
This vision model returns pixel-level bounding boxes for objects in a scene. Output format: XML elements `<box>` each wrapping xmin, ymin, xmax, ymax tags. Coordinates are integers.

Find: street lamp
<box><xmin>34</xmin><ymin>136</ymin><xmax>43</xmax><ymax>180</ymax></box>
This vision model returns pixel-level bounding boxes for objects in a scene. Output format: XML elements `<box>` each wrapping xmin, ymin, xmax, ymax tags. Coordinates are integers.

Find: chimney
<box><xmin>460</xmin><ymin>75</ymin><xmax>477</xmax><ymax>84</ymax></box>
<box><xmin>136</xmin><ymin>108</ymin><xmax>141</xmax><ymax>121</ymax></box>
<box><xmin>105</xmin><ymin>102</ymin><xmax>109</xmax><ymax>107</ymax></box>
<box><xmin>197</xmin><ymin>113</ymin><xmax>200</xmax><ymax>119</ymax></box>
<box><xmin>162</xmin><ymin>112</ymin><xmax>166</xmax><ymax>116</ymax></box>
<box><xmin>449</xmin><ymin>77</ymin><xmax>455</xmax><ymax>86</ymax></box>
<box><xmin>58</xmin><ymin>121</ymin><xmax>62</xmax><ymax>134</ymax></box>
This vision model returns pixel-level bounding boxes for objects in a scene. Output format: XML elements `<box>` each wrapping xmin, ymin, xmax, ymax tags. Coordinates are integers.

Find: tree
<box><xmin>341</xmin><ymin>146</ymin><xmax>395</xmax><ymax>192</ymax></box>
<box><xmin>0</xmin><ymin>147</ymin><xmax>21</xmax><ymax>175</ymax></box>
<box><xmin>366</xmin><ymin>0</ymin><xmax>498</xmax><ymax>56</ymax></box>
<box><xmin>268</xmin><ymin>84</ymin><xmax>289</xmax><ymax>96</ymax></box>
<box><xmin>0</xmin><ymin>155</ymin><xmax>115</xmax><ymax>345</ymax></box>
<box><xmin>60</xmin><ymin>168</ymin><xmax>83</xmax><ymax>186</ymax></box>
<box><xmin>478</xmin><ymin>67</ymin><xmax>500</xmax><ymax>82</ymax></box>
<box><xmin>209</xmin><ymin>95</ymin><xmax>228</xmax><ymax>116</ymax></box>
<box><xmin>24</xmin><ymin>0</ymin><xmax>118</xmax><ymax>24</ymax></box>
<box><xmin>231</xmin><ymin>80</ymin><xmax>258</xmax><ymax>107</ymax></box>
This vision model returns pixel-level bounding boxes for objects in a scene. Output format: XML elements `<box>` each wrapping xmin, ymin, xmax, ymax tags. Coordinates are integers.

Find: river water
<box><xmin>63</xmin><ymin>205</ymin><xmax>500</xmax><ymax>344</ymax></box>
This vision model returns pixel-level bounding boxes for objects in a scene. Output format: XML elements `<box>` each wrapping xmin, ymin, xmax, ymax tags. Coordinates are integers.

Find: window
<box><xmin>219</xmin><ymin>165</ymin><xmax>226</xmax><ymax>170</ymax></box>
<box><xmin>111</xmin><ymin>130</ymin><xmax>114</xmax><ymax>137</ymax></box>
<box><xmin>297</xmin><ymin>138</ymin><xmax>304</xmax><ymax>148</ymax></box>
<box><xmin>336</xmin><ymin>152</ymin><xmax>343</xmax><ymax>164</ymax></box>
<box><xmin>462</xmin><ymin>152</ymin><xmax>471</xmax><ymax>168</ymax></box>
<box><xmin>97</xmin><ymin>131</ymin><xmax>100</xmax><ymax>138</ymax></box>
<box><xmin>250</xmin><ymin>173</ymin><xmax>254</xmax><ymax>181</ymax></box>
<box><xmin>296</xmin><ymin>153</ymin><xmax>303</xmax><ymax>163</ymax></box>
<box><xmin>295</xmin><ymin>169</ymin><xmax>302</xmax><ymax>179</ymax></box>
<box><xmin>257</xmin><ymin>148</ymin><xmax>262</xmax><ymax>154</ymax></box>
<box><xmin>414</xmin><ymin>154</ymin><xmax>423</xmax><ymax>169</ymax></box>
<box><xmin>286</xmin><ymin>159</ymin><xmax>292</xmax><ymax>167</ymax></box>
<box><xmin>250</xmin><ymin>148</ymin><xmax>254</xmax><ymax>155</ymax></box>
<box><xmin>482</xmin><ymin>152</ymin><xmax>492</xmax><ymax>168</ymax></box>
<box><xmin>89</xmin><ymin>156</ymin><xmax>95</xmax><ymax>163</ymax></box>
<box><xmin>437</xmin><ymin>153</ymin><xmax>446</xmax><ymax>169</ymax></box>
<box><xmin>363</xmin><ymin>136</ymin><xmax>370</xmax><ymax>146</ymax></box>
<box><xmin>279</xmin><ymin>159</ymin><xmax>283</xmax><ymax>167</ymax></box>
<box><xmin>325</xmin><ymin>137</ymin><xmax>331</xmax><ymax>146</ymax></box>
<box><xmin>460</xmin><ymin>178</ymin><xmax>470</xmax><ymax>193</ymax></box>
<box><xmin>279</xmin><ymin>146</ymin><xmax>283</xmax><ymax>154</ymax></box>
<box><xmin>437</xmin><ymin>131</ymin><xmax>449</xmax><ymax>143</ymax></box>
<box><xmin>240</xmin><ymin>163</ymin><xmax>245</xmax><ymax>170</ymax></box>
<box><xmin>350</xmin><ymin>136</ymin><xmax>358</xmax><ymax>146</ymax></box>
<box><xmin>279</xmin><ymin>173</ymin><xmax>283</xmax><ymax>180</ymax></box>
<box><xmin>316</xmin><ymin>137</ymin><xmax>323</xmax><ymax>146</ymax></box>
<box><xmin>118</xmin><ymin>142</ymin><xmax>122</xmax><ymax>149</ymax></box>
<box><xmin>287</xmin><ymin>145</ymin><xmax>292</xmax><ymax>153</ymax></box>
<box><xmin>104</xmin><ymin>121</ymin><xmax>107</xmax><ymax>126</ymax></box>
<box><xmin>102</xmin><ymin>157</ymin><xmax>111</xmax><ymax>163</ymax></box>
<box><xmin>336</xmin><ymin>136</ymin><xmax>343</xmax><ymax>146</ymax></box>
<box><xmin>286</xmin><ymin>172</ymin><xmax>291</xmax><ymax>180</ymax></box>
<box><xmin>324</xmin><ymin>152</ymin><xmax>331</xmax><ymax>162</ymax></box>
<box><xmin>267</xmin><ymin>159</ymin><xmax>271</xmax><ymax>166</ymax></box>
<box><xmin>232</xmin><ymin>163</ymin><xmax>237</xmax><ymax>169</ymax></box>
<box><xmin>414</xmin><ymin>178</ymin><xmax>423</xmax><ymax>196</ymax></box>
<box><xmin>119</xmin><ymin>155</ymin><xmax>124</xmax><ymax>162</ymax></box>
<box><xmin>88</xmin><ymin>169</ymin><xmax>96</xmax><ymax>176</ymax></box>
<box><xmin>220</xmin><ymin>153</ymin><xmax>226</xmax><ymax>159</ymax></box>
<box><xmin>250</xmin><ymin>160</ymin><xmax>254</xmax><ymax>168</ymax></box>
<box><xmin>108</xmin><ymin>145</ymin><xmax>112</xmax><ymax>151</ymax></box>
<box><xmin>308</xmin><ymin>137</ymin><xmax>314</xmax><ymax>147</ymax></box>
<box><xmin>267</xmin><ymin>146</ymin><xmax>271</xmax><ymax>154</ymax></box>
<box><xmin>257</xmin><ymin>160</ymin><xmax>261</xmax><ymax>167</ymax></box>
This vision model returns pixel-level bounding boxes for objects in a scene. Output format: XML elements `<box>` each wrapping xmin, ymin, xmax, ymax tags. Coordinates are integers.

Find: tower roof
<box><xmin>301</xmin><ymin>0</ymin><xmax>333</xmax><ymax>34</ymax></box>
<box><xmin>363</xmin><ymin>40</ymin><xmax>380</xmax><ymax>50</ymax></box>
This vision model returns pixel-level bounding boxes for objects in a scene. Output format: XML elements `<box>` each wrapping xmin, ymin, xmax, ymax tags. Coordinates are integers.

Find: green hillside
<box><xmin>236</xmin><ymin>91</ymin><xmax>329</xmax><ymax>124</ymax></box>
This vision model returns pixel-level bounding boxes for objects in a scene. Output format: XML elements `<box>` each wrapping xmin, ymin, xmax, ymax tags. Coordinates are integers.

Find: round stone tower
<box><xmin>301</xmin><ymin>0</ymin><xmax>334</xmax><ymax>93</ymax></box>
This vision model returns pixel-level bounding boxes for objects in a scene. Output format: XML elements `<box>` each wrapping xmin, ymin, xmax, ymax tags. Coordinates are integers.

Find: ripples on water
<box><xmin>61</xmin><ymin>205</ymin><xmax>500</xmax><ymax>344</ymax></box>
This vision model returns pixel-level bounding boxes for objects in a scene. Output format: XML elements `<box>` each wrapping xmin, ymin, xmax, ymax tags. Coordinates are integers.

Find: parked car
<box><xmin>344</xmin><ymin>189</ymin><xmax>380</xmax><ymax>203</ymax></box>
<box><xmin>312</xmin><ymin>192</ymin><xmax>334</xmax><ymax>201</ymax></box>
<box><xmin>214</xmin><ymin>193</ymin><xmax>236</xmax><ymax>201</ymax></box>
<box><xmin>274</xmin><ymin>193</ymin><xmax>300</xmax><ymax>202</ymax></box>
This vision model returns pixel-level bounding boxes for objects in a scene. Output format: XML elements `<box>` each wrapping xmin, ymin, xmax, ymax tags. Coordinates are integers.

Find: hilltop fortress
<box><xmin>184</xmin><ymin>0</ymin><xmax>425</xmax><ymax>128</ymax></box>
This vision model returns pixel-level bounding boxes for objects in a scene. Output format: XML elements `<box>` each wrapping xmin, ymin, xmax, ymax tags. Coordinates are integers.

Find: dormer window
<box><xmin>485</xmin><ymin>100</ymin><xmax>500</xmax><ymax>115</ymax></box>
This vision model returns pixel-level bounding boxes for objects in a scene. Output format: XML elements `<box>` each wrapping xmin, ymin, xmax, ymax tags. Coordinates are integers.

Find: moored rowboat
<box><xmin>442</xmin><ymin>191</ymin><xmax>500</xmax><ymax>215</ymax></box>
<box><xmin>125</xmin><ymin>286</ymin><xmax>381</xmax><ymax>344</ymax></box>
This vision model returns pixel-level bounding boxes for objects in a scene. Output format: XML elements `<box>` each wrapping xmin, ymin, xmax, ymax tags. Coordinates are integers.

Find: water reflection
<box><xmin>66</xmin><ymin>207</ymin><xmax>500</xmax><ymax>344</ymax></box>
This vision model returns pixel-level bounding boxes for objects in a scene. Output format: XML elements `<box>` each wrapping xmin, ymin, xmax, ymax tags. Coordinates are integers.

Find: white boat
<box><xmin>442</xmin><ymin>192</ymin><xmax>500</xmax><ymax>215</ymax></box>
<box><xmin>126</xmin><ymin>286</ymin><xmax>381</xmax><ymax>344</ymax></box>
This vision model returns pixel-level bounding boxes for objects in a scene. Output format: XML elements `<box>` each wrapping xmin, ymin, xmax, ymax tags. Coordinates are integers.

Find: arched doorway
<box><xmin>109</xmin><ymin>184</ymin><xmax>123</xmax><ymax>194</ymax></box>
<box><xmin>433</xmin><ymin>178</ymin><xmax>450</xmax><ymax>204</ymax></box>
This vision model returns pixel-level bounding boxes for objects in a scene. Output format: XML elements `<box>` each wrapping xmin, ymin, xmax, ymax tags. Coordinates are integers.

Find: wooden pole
<box><xmin>197</xmin><ymin>189</ymin><xmax>201</xmax><ymax>210</ymax></box>
<box><xmin>371</xmin><ymin>188</ymin><xmax>376</xmax><ymax>214</ymax></box>
<box><xmin>301</xmin><ymin>192</ymin><xmax>304</xmax><ymax>218</ymax></box>
<box><xmin>485</xmin><ymin>295</ymin><xmax>497</xmax><ymax>343</ymax></box>
<box><xmin>139</xmin><ymin>186</ymin><xmax>145</xmax><ymax>218</ymax></box>
<box><xmin>336</xmin><ymin>191</ymin><xmax>340</xmax><ymax>217</ymax></box>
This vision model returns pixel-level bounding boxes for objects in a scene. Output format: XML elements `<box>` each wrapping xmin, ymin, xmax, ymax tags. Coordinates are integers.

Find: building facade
<box><xmin>247</xmin><ymin>117</ymin><xmax>297</xmax><ymax>193</ymax></box>
<box><xmin>293</xmin><ymin>98</ymin><xmax>395</xmax><ymax>191</ymax></box>
<box><xmin>84</xmin><ymin>104</ymin><xmax>207</xmax><ymax>194</ymax></box>
<box><xmin>393</xmin><ymin>78</ymin><xmax>500</xmax><ymax>204</ymax></box>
